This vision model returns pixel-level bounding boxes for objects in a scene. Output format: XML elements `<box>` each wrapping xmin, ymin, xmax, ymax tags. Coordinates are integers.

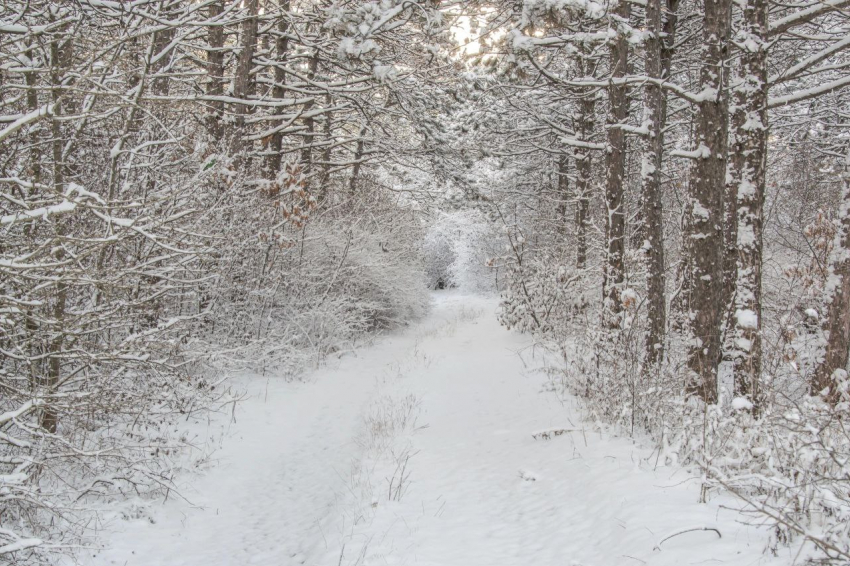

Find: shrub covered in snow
<box><xmin>187</xmin><ymin>160</ymin><xmax>431</xmax><ymax>377</ymax></box>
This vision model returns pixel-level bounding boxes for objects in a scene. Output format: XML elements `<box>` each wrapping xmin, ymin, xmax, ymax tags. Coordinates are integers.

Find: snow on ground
<box><xmin>76</xmin><ymin>293</ymin><xmax>792</xmax><ymax>566</ymax></box>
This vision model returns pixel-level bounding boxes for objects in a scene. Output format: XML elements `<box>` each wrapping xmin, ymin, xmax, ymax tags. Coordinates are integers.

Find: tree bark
<box><xmin>812</xmin><ymin>150</ymin><xmax>850</xmax><ymax>403</ymax></box>
<box><xmin>319</xmin><ymin>93</ymin><xmax>333</xmax><ymax>192</ymax></box>
<box><xmin>42</xmin><ymin>26</ymin><xmax>69</xmax><ymax>433</ymax></box>
<box><xmin>266</xmin><ymin>0</ymin><xmax>291</xmax><ymax>176</ymax></box>
<box><xmin>231</xmin><ymin>0</ymin><xmax>259</xmax><ymax>154</ymax></box>
<box><xmin>300</xmin><ymin>52</ymin><xmax>320</xmax><ymax>171</ymax></box>
<box><xmin>729</xmin><ymin>0</ymin><xmax>768</xmax><ymax>410</ymax></box>
<box><xmin>603</xmin><ymin>0</ymin><xmax>631</xmax><ymax>325</ymax></box>
<box><xmin>575</xmin><ymin>95</ymin><xmax>595</xmax><ymax>270</ymax></box>
<box><xmin>24</xmin><ymin>44</ymin><xmax>42</xmax><ymax>195</ymax></box>
<box><xmin>641</xmin><ymin>0</ymin><xmax>677</xmax><ymax>368</ymax></box>
<box><xmin>151</xmin><ymin>2</ymin><xmax>178</xmax><ymax>97</ymax></box>
<box><xmin>349</xmin><ymin>126</ymin><xmax>367</xmax><ymax>195</ymax></box>
<box><xmin>685</xmin><ymin>0</ymin><xmax>731</xmax><ymax>404</ymax></box>
<box><xmin>556</xmin><ymin>155</ymin><xmax>570</xmax><ymax>235</ymax></box>
<box><xmin>206</xmin><ymin>0</ymin><xmax>226</xmax><ymax>141</ymax></box>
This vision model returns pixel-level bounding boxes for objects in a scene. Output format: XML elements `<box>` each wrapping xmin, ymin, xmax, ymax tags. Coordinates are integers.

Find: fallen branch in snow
<box><xmin>531</xmin><ymin>427</ymin><xmax>578</xmax><ymax>440</ymax></box>
<box><xmin>712</xmin><ymin>475</ymin><xmax>850</xmax><ymax>561</ymax></box>
<box><xmin>653</xmin><ymin>526</ymin><xmax>722</xmax><ymax>551</ymax></box>
<box><xmin>518</xmin><ymin>469</ymin><xmax>539</xmax><ymax>481</ymax></box>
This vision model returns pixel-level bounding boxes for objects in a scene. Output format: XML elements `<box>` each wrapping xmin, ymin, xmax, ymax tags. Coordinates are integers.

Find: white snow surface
<box><xmin>76</xmin><ymin>294</ymin><xmax>788</xmax><ymax>566</ymax></box>
<box><xmin>732</xmin><ymin>397</ymin><xmax>755</xmax><ymax>411</ymax></box>
<box><xmin>736</xmin><ymin>308</ymin><xmax>759</xmax><ymax>330</ymax></box>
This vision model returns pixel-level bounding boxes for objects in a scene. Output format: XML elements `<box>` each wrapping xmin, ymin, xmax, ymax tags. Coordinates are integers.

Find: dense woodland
<box><xmin>2</xmin><ymin>0</ymin><xmax>850</xmax><ymax>563</ymax></box>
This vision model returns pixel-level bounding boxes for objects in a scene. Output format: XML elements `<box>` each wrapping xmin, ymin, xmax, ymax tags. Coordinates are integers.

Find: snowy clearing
<box><xmin>75</xmin><ymin>294</ymin><xmax>788</xmax><ymax>566</ymax></box>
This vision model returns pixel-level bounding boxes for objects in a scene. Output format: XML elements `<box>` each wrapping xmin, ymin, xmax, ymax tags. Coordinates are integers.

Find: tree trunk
<box><xmin>685</xmin><ymin>0</ymin><xmax>731</xmax><ymax>404</ymax></box>
<box><xmin>603</xmin><ymin>0</ymin><xmax>631</xmax><ymax>325</ymax></box>
<box><xmin>265</xmin><ymin>0</ymin><xmax>291</xmax><ymax>176</ymax></box>
<box><xmin>349</xmin><ymin>126</ymin><xmax>367</xmax><ymax>195</ymax></box>
<box><xmin>812</xmin><ymin>150</ymin><xmax>850</xmax><ymax>403</ymax></box>
<box><xmin>641</xmin><ymin>0</ymin><xmax>676</xmax><ymax>368</ymax></box>
<box><xmin>151</xmin><ymin>2</ymin><xmax>177</xmax><ymax>97</ymax></box>
<box><xmin>206</xmin><ymin>0</ymin><xmax>225</xmax><ymax>141</ymax></box>
<box><xmin>729</xmin><ymin>0</ymin><xmax>768</xmax><ymax>410</ymax></box>
<box><xmin>231</xmin><ymin>0</ymin><xmax>259</xmax><ymax>154</ymax></box>
<box><xmin>319</xmin><ymin>93</ymin><xmax>333</xmax><ymax>193</ymax></box>
<box><xmin>24</xmin><ymin>44</ymin><xmax>42</xmax><ymax>196</ymax></box>
<box><xmin>300</xmin><ymin>52</ymin><xmax>320</xmax><ymax>171</ymax></box>
<box><xmin>556</xmin><ymin>155</ymin><xmax>570</xmax><ymax>234</ymax></box>
<box><xmin>42</xmin><ymin>27</ymin><xmax>69</xmax><ymax>433</ymax></box>
<box><xmin>575</xmin><ymin>95</ymin><xmax>595</xmax><ymax>270</ymax></box>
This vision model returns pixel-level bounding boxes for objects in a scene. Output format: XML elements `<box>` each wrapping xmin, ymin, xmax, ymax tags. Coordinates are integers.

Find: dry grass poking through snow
<box><xmin>365</xmin><ymin>393</ymin><xmax>423</xmax><ymax>451</ymax></box>
<box><xmin>330</xmin><ymin>301</ymin><xmax>487</xmax><ymax>564</ymax></box>
<box><xmin>415</xmin><ymin>304</ymin><xmax>484</xmax><ymax>341</ymax></box>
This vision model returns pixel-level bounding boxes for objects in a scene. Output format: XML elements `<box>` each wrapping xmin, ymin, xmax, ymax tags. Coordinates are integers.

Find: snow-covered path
<box><xmin>83</xmin><ymin>294</ymin><xmax>786</xmax><ymax>566</ymax></box>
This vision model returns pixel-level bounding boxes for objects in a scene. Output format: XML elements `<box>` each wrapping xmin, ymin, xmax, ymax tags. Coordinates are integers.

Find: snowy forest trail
<box><xmin>83</xmin><ymin>294</ymin><xmax>783</xmax><ymax>566</ymax></box>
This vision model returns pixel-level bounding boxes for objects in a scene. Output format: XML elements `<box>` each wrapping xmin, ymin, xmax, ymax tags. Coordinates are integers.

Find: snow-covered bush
<box><xmin>0</xmin><ymin>119</ymin><xmax>228</xmax><ymax>566</ymax></box>
<box><xmin>186</xmin><ymin>160</ymin><xmax>430</xmax><ymax>377</ymax></box>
